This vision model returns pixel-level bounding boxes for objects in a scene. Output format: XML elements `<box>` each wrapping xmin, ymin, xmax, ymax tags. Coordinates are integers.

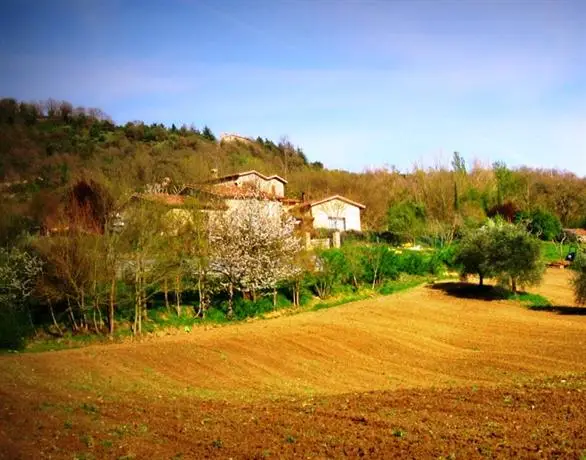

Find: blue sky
<box><xmin>1</xmin><ymin>0</ymin><xmax>585</xmax><ymax>175</ymax></box>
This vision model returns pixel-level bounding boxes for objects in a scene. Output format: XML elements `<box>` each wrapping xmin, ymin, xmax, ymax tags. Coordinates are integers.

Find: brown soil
<box><xmin>1</xmin><ymin>269</ymin><xmax>586</xmax><ymax>459</ymax></box>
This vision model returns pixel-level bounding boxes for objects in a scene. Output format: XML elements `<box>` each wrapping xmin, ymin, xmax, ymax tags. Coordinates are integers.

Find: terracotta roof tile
<box><xmin>135</xmin><ymin>193</ymin><xmax>186</xmax><ymax>206</ymax></box>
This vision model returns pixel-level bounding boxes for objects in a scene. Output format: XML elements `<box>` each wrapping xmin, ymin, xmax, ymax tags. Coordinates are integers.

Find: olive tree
<box><xmin>455</xmin><ymin>227</ymin><xmax>494</xmax><ymax>286</ymax></box>
<box><xmin>455</xmin><ymin>220</ymin><xmax>544</xmax><ymax>293</ymax></box>
<box><xmin>488</xmin><ymin>222</ymin><xmax>544</xmax><ymax>293</ymax></box>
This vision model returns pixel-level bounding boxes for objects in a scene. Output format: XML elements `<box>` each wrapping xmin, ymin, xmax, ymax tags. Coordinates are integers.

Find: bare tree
<box><xmin>119</xmin><ymin>201</ymin><xmax>166</xmax><ymax>335</ymax></box>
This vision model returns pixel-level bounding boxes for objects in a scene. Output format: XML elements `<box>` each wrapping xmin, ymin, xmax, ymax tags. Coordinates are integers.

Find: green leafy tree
<box><xmin>312</xmin><ymin>249</ymin><xmax>349</xmax><ymax>299</ymax></box>
<box><xmin>360</xmin><ymin>245</ymin><xmax>398</xmax><ymax>288</ymax></box>
<box><xmin>387</xmin><ymin>201</ymin><xmax>426</xmax><ymax>243</ymax></box>
<box><xmin>456</xmin><ymin>221</ymin><xmax>544</xmax><ymax>293</ymax></box>
<box><xmin>455</xmin><ymin>228</ymin><xmax>494</xmax><ymax>286</ymax></box>
<box><xmin>119</xmin><ymin>200</ymin><xmax>167</xmax><ymax>335</ymax></box>
<box><xmin>488</xmin><ymin>222</ymin><xmax>544</xmax><ymax>293</ymax></box>
<box><xmin>493</xmin><ymin>161</ymin><xmax>512</xmax><ymax>206</ymax></box>
<box><xmin>516</xmin><ymin>209</ymin><xmax>562</xmax><ymax>241</ymax></box>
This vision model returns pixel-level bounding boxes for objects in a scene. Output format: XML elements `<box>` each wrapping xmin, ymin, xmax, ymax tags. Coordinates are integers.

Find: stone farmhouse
<box><xmin>287</xmin><ymin>195</ymin><xmax>365</xmax><ymax>232</ymax></box>
<box><xmin>178</xmin><ymin>170</ymin><xmax>366</xmax><ymax>233</ymax></box>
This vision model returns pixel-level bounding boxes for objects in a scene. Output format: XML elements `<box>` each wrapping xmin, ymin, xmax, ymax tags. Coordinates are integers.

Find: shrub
<box><xmin>397</xmin><ymin>251</ymin><xmax>428</xmax><ymax>275</ymax></box>
<box><xmin>0</xmin><ymin>309</ymin><xmax>28</xmax><ymax>350</ymax></box>
<box><xmin>311</xmin><ymin>249</ymin><xmax>350</xmax><ymax>299</ymax></box>
<box><xmin>516</xmin><ymin>209</ymin><xmax>562</xmax><ymax>241</ymax></box>
<box><xmin>204</xmin><ymin>307</ymin><xmax>227</xmax><ymax>323</ymax></box>
<box><xmin>387</xmin><ymin>201</ymin><xmax>427</xmax><ymax>243</ymax></box>
<box><xmin>233</xmin><ymin>297</ymin><xmax>275</xmax><ymax>320</ymax></box>
<box><xmin>427</xmin><ymin>251</ymin><xmax>447</xmax><ymax>276</ymax></box>
<box><xmin>377</xmin><ymin>248</ymin><xmax>401</xmax><ymax>281</ymax></box>
<box><xmin>435</xmin><ymin>245</ymin><xmax>458</xmax><ymax>270</ymax></box>
<box><xmin>359</xmin><ymin>245</ymin><xmax>398</xmax><ymax>288</ymax></box>
<box><xmin>232</xmin><ymin>292</ymin><xmax>295</xmax><ymax>319</ymax></box>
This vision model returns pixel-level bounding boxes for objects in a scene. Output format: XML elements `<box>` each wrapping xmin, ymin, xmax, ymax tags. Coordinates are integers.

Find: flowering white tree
<box><xmin>0</xmin><ymin>247</ymin><xmax>43</xmax><ymax>330</ymax></box>
<box><xmin>208</xmin><ymin>196</ymin><xmax>301</xmax><ymax>315</ymax></box>
<box><xmin>0</xmin><ymin>247</ymin><xmax>43</xmax><ymax>305</ymax></box>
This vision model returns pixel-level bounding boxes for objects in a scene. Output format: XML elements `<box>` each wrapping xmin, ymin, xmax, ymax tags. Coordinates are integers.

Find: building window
<box><xmin>328</xmin><ymin>217</ymin><xmax>346</xmax><ymax>231</ymax></box>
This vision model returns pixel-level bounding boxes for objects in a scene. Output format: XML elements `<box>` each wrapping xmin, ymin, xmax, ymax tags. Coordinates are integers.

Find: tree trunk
<box><xmin>142</xmin><ymin>285</ymin><xmax>148</xmax><ymax>322</ymax></box>
<box><xmin>97</xmin><ymin>303</ymin><xmax>103</xmax><ymax>330</ymax></box>
<box><xmin>227</xmin><ymin>282</ymin><xmax>234</xmax><ymax>318</ymax></box>
<box><xmin>273</xmin><ymin>289</ymin><xmax>277</xmax><ymax>308</ymax></box>
<box><xmin>92</xmin><ymin>308</ymin><xmax>99</xmax><ymax>334</ymax></box>
<box><xmin>479</xmin><ymin>274</ymin><xmax>484</xmax><ymax>287</ymax></box>
<box><xmin>175</xmin><ymin>274</ymin><xmax>181</xmax><ymax>316</ymax></box>
<box><xmin>164</xmin><ymin>278</ymin><xmax>170</xmax><ymax>311</ymax></box>
<box><xmin>25</xmin><ymin>304</ymin><xmax>36</xmax><ymax>335</ymax></box>
<box><xmin>67</xmin><ymin>298</ymin><xmax>78</xmax><ymax>331</ymax></box>
<box><xmin>48</xmin><ymin>300</ymin><xmax>63</xmax><ymax>336</ymax></box>
<box><xmin>133</xmin><ymin>270</ymin><xmax>140</xmax><ymax>335</ymax></box>
<box><xmin>80</xmin><ymin>289</ymin><xmax>87</xmax><ymax>330</ymax></box>
<box><xmin>197</xmin><ymin>272</ymin><xmax>205</xmax><ymax>318</ymax></box>
<box><xmin>109</xmin><ymin>277</ymin><xmax>116</xmax><ymax>335</ymax></box>
<box><xmin>511</xmin><ymin>277</ymin><xmax>517</xmax><ymax>294</ymax></box>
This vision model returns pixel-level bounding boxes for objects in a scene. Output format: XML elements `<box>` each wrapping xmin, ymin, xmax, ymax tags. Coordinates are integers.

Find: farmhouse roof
<box><xmin>309</xmin><ymin>195</ymin><xmax>366</xmax><ymax>209</ymax></box>
<box><xmin>133</xmin><ymin>193</ymin><xmax>185</xmax><ymax>206</ymax></box>
<box><xmin>181</xmin><ymin>183</ymin><xmax>278</xmax><ymax>201</ymax></box>
<box><xmin>205</xmin><ymin>170</ymin><xmax>288</xmax><ymax>185</ymax></box>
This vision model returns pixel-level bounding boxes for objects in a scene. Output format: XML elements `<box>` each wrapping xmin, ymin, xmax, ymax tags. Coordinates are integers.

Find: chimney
<box><xmin>210</xmin><ymin>168</ymin><xmax>218</xmax><ymax>179</ymax></box>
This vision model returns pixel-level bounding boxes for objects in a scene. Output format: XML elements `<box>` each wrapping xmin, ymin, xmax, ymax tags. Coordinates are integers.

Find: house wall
<box><xmin>268</xmin><ymin>178</ymin><xmax>285</xmax><ymax>197</ymax></box>
<box><xmin>311</xmin><ymin>199</ymin><xmax>362</xmax><ymax>232</ymax></box>
<box><xmin>225</xmin><ymin>198</ymin><xmax>283</xmax><ymax>217</ymax></box>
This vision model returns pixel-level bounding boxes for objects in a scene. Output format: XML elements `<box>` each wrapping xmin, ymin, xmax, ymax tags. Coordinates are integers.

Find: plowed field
<box><xmin>1</xmin><ymin>269</ymin><xmax>586</xmax><ymax>459</ymax></box>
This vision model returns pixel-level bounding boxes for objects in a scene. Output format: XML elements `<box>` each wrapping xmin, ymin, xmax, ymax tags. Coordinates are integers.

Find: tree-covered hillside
<box><xmin>0</xmin><ymin>98</ymin><xmax>314</xmax><ymax>188</ymax></box>
<box><xmin>1</xmin><ymin>97</ymin><xmax>586</xmax><ymax>241</ymax></box>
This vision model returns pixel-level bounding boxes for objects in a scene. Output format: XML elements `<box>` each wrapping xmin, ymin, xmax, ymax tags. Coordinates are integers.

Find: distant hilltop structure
<box><xmin>220</xmin><ymin>133</ymin><xmax>254</xmax><ymax>145</ymax></box>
